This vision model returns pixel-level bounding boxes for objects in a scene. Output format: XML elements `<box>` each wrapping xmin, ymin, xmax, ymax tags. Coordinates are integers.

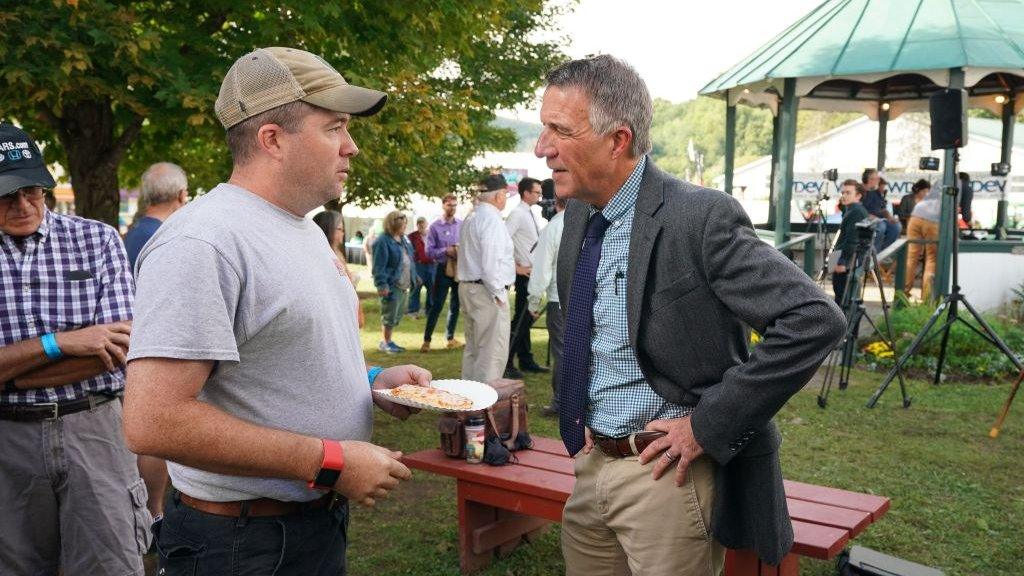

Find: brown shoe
<box><xmin>420</xmin><ymin>342</ymin><xmax>430</xmax><ymax>353</ymax></box>
<box><xmin>446</xmin><ymin>338</ymin><xmax>463</xmax><ymax>349</ymax></box>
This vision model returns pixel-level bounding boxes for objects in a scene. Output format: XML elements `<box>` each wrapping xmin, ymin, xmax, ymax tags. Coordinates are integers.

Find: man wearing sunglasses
<box><xmin>0</xmin><ymin>122</ymin><xmax>149</xmax><ymax>575</ymax></box>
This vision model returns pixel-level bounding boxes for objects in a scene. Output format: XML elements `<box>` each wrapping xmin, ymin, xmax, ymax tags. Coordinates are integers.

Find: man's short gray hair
<box><xmin>140</xmin><ymin>162</ymin><xmax>188</xmax><ymax>205</ymax></box>
<box><xmin>545</xmin><ymin>55</ymin><xmax>652</xmax><ymax>158</ymax></box>
<box><xmin>225</xmin><ymin>100</ymin><xmax>314</xmax><ymax>165</ymax></box>
<box><xmin>475</xmin><ymin>189</ymin><xmax>501</xmax><ymax>203</ymax></box>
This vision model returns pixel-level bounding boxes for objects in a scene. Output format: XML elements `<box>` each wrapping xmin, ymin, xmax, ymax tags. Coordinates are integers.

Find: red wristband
<box><xmin>308</xmin><ymin>439</ymin><xmax>345</xmax><ymax>490</ymax></box>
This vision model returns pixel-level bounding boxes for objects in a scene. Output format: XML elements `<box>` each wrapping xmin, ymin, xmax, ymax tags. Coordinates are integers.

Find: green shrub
<box><xmin>861</xmin><ymin>302</ymin><xmax>1024</xmax><ymax>380</ymax></box>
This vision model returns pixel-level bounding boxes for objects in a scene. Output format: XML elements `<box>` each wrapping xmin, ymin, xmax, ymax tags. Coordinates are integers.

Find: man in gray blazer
<box><xmin>538</xmin><ymin>55</ymin><xmax>846</xmax><ymax>575</ymax></box>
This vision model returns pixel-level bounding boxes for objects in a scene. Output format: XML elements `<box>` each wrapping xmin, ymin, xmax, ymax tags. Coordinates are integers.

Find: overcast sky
<box><xmin>504</xmin><ymin>0</ymin><xmax>823</xmax><ymax>119</ymax></box>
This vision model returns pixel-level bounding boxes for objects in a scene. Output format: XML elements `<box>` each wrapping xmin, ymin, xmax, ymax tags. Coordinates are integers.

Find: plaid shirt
<box><xmin>587</xmin><ymin>157</ymin><xmax>692</xmax><ymax>437</ymax></box>
<box><xmin>1</xmin><ymin>211</ymin><xmax>133</xmax><ymax>404</ymax></box>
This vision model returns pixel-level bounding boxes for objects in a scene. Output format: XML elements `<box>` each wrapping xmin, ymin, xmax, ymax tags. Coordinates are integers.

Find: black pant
<box><xmin>832</xmin><ymin>271</ymin><xmax>849</xmax><ymax>307</ymax></box>
<box><xmin>507</xmin><ymin>273</ymin><xmax>535</xmax><ymax>367</ymax></box>
<box><xmin>423</xmin><ymin>269</ymin><xmax>460</xmax><ymax>342</ymax></box>
<box><xmin>156</xmin><ymin>492</ymin><xmax>349</xmax><ymax>575</ymax></box>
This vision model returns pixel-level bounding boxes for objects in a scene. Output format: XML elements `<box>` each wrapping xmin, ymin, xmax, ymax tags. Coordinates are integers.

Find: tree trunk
<box><xmin>52</xmin><ymin>99</ymin><xmax>142</xmax><ymax>228</ymax></box>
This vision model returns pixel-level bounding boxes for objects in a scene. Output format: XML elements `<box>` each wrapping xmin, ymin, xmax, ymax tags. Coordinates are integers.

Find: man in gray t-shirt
<box><xmin>124</xmin><ymin>47</ymin><xmax>430</xmax><ymax>575</ymax></box>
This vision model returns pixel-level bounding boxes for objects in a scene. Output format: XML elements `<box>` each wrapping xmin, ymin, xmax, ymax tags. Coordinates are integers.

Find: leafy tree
<box><xmin>0</xmin><ymin>1</ymin><xmax>568</xmax><ymax>226</ymax></box>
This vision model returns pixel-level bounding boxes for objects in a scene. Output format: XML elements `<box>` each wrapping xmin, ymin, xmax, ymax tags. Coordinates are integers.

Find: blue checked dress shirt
<box><xmin>586</xmin><ymin>158</ymin><xmax>692</xmax><ymax>437</ymax></box>
<box><xmin>0</xmin><ymin>211</ymin><xmax>134</xmax><ymax>404</ymax></box>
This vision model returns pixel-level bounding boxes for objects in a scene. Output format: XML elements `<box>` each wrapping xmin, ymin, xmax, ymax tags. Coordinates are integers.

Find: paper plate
<box><xmin>373</xmin><ymin>379</ymin><xmax>498</xmax><ymax>413</ymax></box>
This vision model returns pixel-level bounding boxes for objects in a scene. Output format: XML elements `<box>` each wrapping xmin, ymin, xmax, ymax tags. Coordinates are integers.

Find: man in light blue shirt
<box><xmin>539</xmin><ymin>55</ymin><xmax>845</xmax><ymax>575</ymax></box>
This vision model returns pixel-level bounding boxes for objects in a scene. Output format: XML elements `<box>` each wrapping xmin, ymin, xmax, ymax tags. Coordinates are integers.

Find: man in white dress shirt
<box><xmin>457</xmin><ymin>174</ymin><xmax>516</xmax><ymax>383</ymax></box>
<box><xmin>527</xmin><ymin>191</ymin><xmax>567</xmax><ymax>415</ymax></box>
<box><xmin>504</xmin><ymin>176</ymin><xmax>548</xmax><ymax>379</ymax></box>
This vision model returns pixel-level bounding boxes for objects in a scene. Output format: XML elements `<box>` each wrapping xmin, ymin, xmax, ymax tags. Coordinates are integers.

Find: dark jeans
<box><xmin>155</xmin><ymin>492</ymin><xmax>349</xmax><ymax>575</ymax></box>
<box><xmin>507</xmin><ymin>274</ymin><xmax>536</xmax><ymax>367</ymax></box>
<box><xmin>423</xmin><ymin>269</ymin><xmax>460</xmax><ymax>342</ymax></box>
<box><xmin>408</xmin><ymin>262</ymin><xmax>437</xmax><ymax>314</ymax></box>
<box><xmin>874</xmin><ymin>219</ymin><xmax>901</xmax><ymax>253</ymax></box>
<box><xmin>832</xmin><ymin>271</ymin><xmax>849</xmax><ymax>307</ymax></box>
<box><xmin>546</xmin><ymin>301</ymin><xmax>563</xmax><ymax>409</ymax></box>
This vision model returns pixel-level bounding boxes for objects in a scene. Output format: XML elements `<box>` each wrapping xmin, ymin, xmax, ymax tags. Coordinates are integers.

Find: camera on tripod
<box><xmin>822</xmin><ymin>168</ymin><xmax>838</xmax><ymax>181</ymax></box>
<box><xmin>855</xmin><ymin>217</ymin><xmax>880</xmax><ymax>242</ymax></box>
<box><xmin>539</xmin><ymin>178</ymin><xmax>557</xmax><ymax>221</ymax></box>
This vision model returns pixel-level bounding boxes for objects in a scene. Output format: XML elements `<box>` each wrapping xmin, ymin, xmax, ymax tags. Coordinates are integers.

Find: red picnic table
<box><xmin>404</xmin><ymin>436</ymin><xmax>889</xmax><ymax>575</ymax></box>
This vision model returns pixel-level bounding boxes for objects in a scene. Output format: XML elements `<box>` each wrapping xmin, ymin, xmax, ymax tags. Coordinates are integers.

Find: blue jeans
<box><xmin>407</xmin><ymin>262</ymin><xmax>437</xmax><ymax>314</ymax></box>
<box><xmin>874</xmin><ymin>219</ymin><xmax>901</xmax><ymax>253</ymax></box>
<box><xmin>155</xmin><ymin>492</ymin><xmax>349</xmax><ymax>575</ymax></box>
<box><xmin>423</xmin><ymin>269</ymin><xmax>460</xmax><ymax>342</ymax></box>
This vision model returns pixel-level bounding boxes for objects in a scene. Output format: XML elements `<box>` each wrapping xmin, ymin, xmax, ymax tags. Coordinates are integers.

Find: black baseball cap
<box><xmin>0</xmin><ymin>123</ymin><xmax>56</xmax><ymax>197</ymax></box>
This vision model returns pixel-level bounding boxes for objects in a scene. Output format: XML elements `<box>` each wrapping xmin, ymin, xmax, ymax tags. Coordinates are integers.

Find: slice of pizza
<box><xmin>388</xmin><ymin>384</ymin><xmax>474</xmax><ymax>411</ymax></box>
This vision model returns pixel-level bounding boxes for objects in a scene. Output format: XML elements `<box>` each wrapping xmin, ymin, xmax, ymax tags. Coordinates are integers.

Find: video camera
<box><xmin>539</xmin><ymin>178</ymin><xmax>557</xmax><ymax>221</ymax></box>
<box><xmin>822</xmin><ymin>168</ymin><xmax>839</xmax><ymax>181</ymax></box>
<box><xmin>855</xmin><ymin>217</ymin><xmax>881</xmax><ymax>242</ymax></box>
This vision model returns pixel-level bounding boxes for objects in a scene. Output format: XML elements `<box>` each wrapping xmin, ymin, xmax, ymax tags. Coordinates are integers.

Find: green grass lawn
<box><xmin>349</xmin><ymin>271</ymin><xmax>1024</xmax><ymax>576</ymax></box>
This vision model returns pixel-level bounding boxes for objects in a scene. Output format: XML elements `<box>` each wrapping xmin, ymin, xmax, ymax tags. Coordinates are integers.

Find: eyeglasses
<box><xmin>0</xmin><ymin>187</ymin><xmax>46</xmax><ymax>208</ymax></box>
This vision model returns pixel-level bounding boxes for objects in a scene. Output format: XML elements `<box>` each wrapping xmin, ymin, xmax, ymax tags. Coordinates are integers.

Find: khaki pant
<box><xmin>459</xmin><ymin>282</ymin><xmax>510</xmax><ymax>383</ymax></box>
<box><xmin>904</xmin><ymin>216</ymin><xmax>940</xmax><ymax>302</ymax></box>
<box><xmin>562</xmin><ymin>449</ymin><xmax>724</xmax><ymax>576</ymax></box>
<box><xmin>0</xmin><ymin>399</ymin><xmax>151</xmax><ymax>575</ymax></box>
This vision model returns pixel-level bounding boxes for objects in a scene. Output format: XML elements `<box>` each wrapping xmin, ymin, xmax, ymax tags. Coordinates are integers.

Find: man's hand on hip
<box><xmin>333</xmin><ymin>441</ymin><xmax>412</xmax><ymax>507</ymax></box>
<box><xmin>372</xmin><ymin>365</ymin><xmax>432</xmax><ymax>420</ymax></box>
<box><xmin>55</xmin><ymin>321</ymin><xmax>132</xmax><ymax>371</ymax></box>
<box><xmin>638</xmin><ymin>416</ymin><xmax>705</xmax><ymax>486</ymax></box>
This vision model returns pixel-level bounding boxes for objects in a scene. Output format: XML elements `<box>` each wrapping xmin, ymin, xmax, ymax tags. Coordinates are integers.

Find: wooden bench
<box><xmin>404</xmin><ymin>436</ymin><xmax>889</xmax><ymax>575</ymax></box>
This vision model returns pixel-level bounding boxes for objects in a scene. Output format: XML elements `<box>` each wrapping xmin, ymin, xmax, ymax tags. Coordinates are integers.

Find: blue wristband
<box><xmin>367</xmin><ymin>366</ymin><xmax>384</xmax><ymax>388</ymax></box>
<box><xmin>41</xmin><ymin>333</ymin><xmax>63</xmax><ymax>360</ymax></box>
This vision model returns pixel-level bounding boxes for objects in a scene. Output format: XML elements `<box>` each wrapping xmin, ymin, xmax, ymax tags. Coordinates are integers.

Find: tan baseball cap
<box><xmin>215</xmin><ymin>47</ymin><xmax>387</xmax><ymax>129</ymax></box>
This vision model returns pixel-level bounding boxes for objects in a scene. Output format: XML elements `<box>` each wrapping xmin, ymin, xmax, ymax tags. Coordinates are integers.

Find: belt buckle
<box><xmin>34</xmin><ymin>402</ymin><xmax>59</xmax><ymax>421</ymax></box>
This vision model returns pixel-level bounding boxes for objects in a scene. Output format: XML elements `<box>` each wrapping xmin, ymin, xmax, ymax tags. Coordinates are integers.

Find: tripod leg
<box><xmin>839</xmin><ymin>305</ymin><xmax>863</xmax><ymax>390</ymax></box>
<box><xmin>871</xmin><ymin>263</ymin><xmax>912</xmax><ymax>408</ymax></box>
<box><xmin>990</xmin><ymin>370</ymin><xmax>1024</xmax><ymax>438</ymax></box>
<box><xmin>818</xmin><ymin>348</ymin><xmax>840</xmax><ymax>408</ymax></box>
<box><xmin>933</xmin><ymin>307</ymin><xmax>954</xmax><ymax>385</ymax></box>
<box><xmin>866</xmin><ymin>298</ymin><xmax>950</xmax><ymax>408</ymax></box>
<box><xmin>819</xmin><ymin>308</ymin><xmax>861</xmax><ymax>407</ymax></box>
<box><xmin>959</xmin><ymin>297</ymin><xmax>1024</xmax><ymax>372</ymax></box>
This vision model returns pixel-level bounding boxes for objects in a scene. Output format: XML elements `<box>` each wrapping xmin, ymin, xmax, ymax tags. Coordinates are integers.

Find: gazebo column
<box><xmin>774</xmin><ymin>78</ymin><xmax>798</xmax><ymax>248</ymax></box>
<box><xmin>724</xmin><ymin>93</ymin><xmax>736</xmax><ymax>196</ymax></box>
<box><xmin>877</xmin><ymin>103</ymin><xmax>889</xmax><ymax>170</ymax></box>
<box><xmin>768</xmin><ymin>113</ymin><xmax>780</xmax><ymax>227</ymax></box>
<box><xmin>935</xmin><ymin>68</ymin><xmax>964</xmax><ymax>299</ymax></box>
<box><xmin>996</xmin><ymin>92</ymin><xmax>1015</xmax><ymax>235</ymax></box>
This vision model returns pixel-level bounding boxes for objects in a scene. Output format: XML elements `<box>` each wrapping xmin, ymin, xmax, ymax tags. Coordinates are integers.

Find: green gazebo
<box><xmin>700</xmin><ymin>0</ymin><xmax>1024</xmax><ymax>296</ymax></box>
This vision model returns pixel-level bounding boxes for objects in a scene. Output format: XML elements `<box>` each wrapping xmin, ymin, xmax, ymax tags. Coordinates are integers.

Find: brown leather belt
<box><xmin>592</xmin><ymin>431</ymin><xmax>666</xmax><ymax>458</ymax></box>
<box><xmin>0</xmin><ymin>394</ymin><xmax>117</xmax><ymax>422</ymax></box>
<box><xmin>179</xmin><ymin>491</ymin><xmax>342</xmax><ymax>517</ymax></box>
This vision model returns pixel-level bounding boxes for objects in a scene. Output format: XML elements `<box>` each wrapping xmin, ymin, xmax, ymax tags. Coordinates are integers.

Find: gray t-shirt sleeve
<box><xmin>128</xmin><ymin>236</ymin><xmax>244</xmax><ymax>363</ymax></box>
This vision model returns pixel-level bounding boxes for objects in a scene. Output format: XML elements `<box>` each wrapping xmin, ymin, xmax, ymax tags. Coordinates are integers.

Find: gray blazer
<box><xmin>557</xmin><ymin>160</ymin><xmax>846</xmax><ymax>565</ymax></box>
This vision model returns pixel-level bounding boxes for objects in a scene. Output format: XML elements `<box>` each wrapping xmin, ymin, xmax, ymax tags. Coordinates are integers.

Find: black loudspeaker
<box><xmin>929</xmin><ymin>89</ymin><xmax>968</xmax><ymax>150</ymax></box>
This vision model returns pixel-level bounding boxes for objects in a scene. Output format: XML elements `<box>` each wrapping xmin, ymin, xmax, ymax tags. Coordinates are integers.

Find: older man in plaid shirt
<box><xmin>0</xmin><ymin>123</ymin><xmax>151</xmax><ymax>575</ymax></box>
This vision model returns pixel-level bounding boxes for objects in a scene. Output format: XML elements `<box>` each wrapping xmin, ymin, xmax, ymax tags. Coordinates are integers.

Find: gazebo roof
<box><xmin>700</xmin><ymin>0</ymin><xmax>1024</xmax><ymax>118</ymax></box>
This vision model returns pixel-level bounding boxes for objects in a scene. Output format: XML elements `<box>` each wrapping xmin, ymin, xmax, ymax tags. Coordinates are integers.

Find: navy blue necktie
<box><xmin>559</xmin><ymin>212</ymin><xmax>611</xmax><ymax>455</ymax></box>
